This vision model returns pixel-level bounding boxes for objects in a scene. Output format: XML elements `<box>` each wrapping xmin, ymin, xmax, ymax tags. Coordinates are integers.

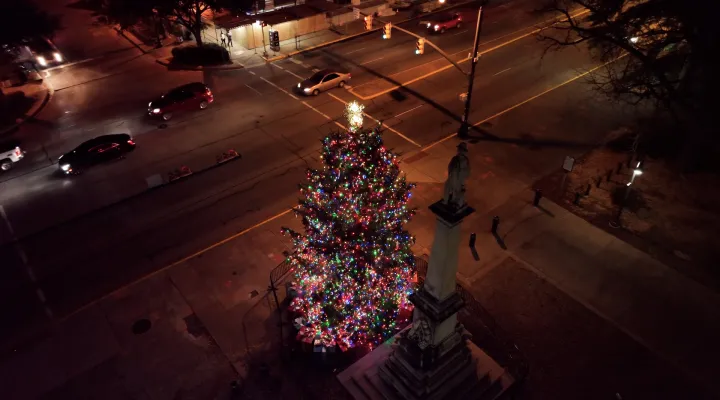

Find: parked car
<box><xmin>23</xmin><ymin>37</ymin><xmax>63</xmax><ymax>68</ymax></box>
<box><xmin>426</xmin><ymin>12</ymin><xmax>462</xmax><ymax>33</ymax></box>
<box><xmin>390</xmin><ymin>0</ymin><xmax>412</xmax><ymax>11</ymax></box>
<box><xmin>58</xmin><ymin>134</ymin><xmax>136</xmax><ymax>175</ymax></box>
<box><xmin>148</xmin><ymin>82</ymin><xmax>214</xmax><ymax>121</ymax></box>
<box><xmin>0</xmin><ymin>141</ymin><xmax>25</xmax><ymax>172</ymax></box>
<box><xmin>419</xmin><ymin>1</ymin><xmax>443</xmax><ymax>14</ymax></box>
<box><xmin>297</xmin><ymin>69</ymin><xmax>351</xmax><ymax>96</ymax></box>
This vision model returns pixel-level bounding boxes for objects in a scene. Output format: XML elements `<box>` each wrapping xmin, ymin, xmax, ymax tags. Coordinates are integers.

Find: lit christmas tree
<box><xmin>283</xmin><ymin>101</ymin><xmax>417</xmax><ymax>351</ymax></box>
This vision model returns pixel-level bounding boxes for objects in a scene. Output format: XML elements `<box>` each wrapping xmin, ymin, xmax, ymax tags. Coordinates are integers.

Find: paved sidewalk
<box><xmin>3</xmin><ymin>53</ymin><xmax>719</xmax><ymax>397</ymax></box>
<box><xmin>261</xmin><ymin>0</ymin><xmax>475</xmax><ymax>63</ymax></box>
<box><xmin>5</xmin><ymin>138</ymin><xmax>718</xmax><ymax>398</ymax></box>
<box><xmin>401</xmin><ymin>142</ymin><xmax>720</xmax><ymax>396</ymax></box>
<box><xmin>0</xmin><ymin>80</ymin><xmax>53</xmax><ymax>136</ymax></box>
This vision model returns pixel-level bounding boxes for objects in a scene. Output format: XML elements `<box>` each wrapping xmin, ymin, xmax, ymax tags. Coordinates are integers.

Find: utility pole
<box><xmin>260</xmin><ymin>22</ymin><xmax>268</xmax><ymax>58</ymax></box>
<box><xmin>458</xmin><ymin>6</ymin><xmax>484</xmax><ymax>139</ymax></box>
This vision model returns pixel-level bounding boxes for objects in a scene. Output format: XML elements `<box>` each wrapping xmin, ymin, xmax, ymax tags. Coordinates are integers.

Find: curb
<box><xmin>116</xmin><ymin>27</ymin><xmax>150</xmax><ymax>54</ymax></box>
<box><xmin>155</xmin><ymin>58</ymin><xmax>245</xmax><ymax>71</ymax></box>
<box><xmin>0</xmin><ymin>82</ymin><xmax>54</xmax><ymax>136</ymax></box>
<box><xmin>263</xmin><ymin>0</ymin><xmax>479</xmax><ymax>63</ymax></box>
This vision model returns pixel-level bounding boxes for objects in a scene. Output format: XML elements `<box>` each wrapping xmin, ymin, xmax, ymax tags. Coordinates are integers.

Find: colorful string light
<box><xmin>282</xmin><ymin>103</ymin><xmax>417</xmax><ymax>351</ymax></box>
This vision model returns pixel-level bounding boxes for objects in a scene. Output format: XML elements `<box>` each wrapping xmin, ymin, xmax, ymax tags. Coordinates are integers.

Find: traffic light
<box><xmin>383</xmin><ymin>23</ymin><xmax>392</xmax><ymax>39</ymax></box>
<box><xmin>364</xmin><ymin>15</ymin><xmax>373</xmax><ymax>31</ymax></box>
<box><xmin>269</xmin><ymin>30</ymin><xmax>280</xmax><ymax>48</ymax></box>
<box><xmin>415</xmin><ymin>38</ymin><xmax>425</xmax><ymax>55</ymax></box>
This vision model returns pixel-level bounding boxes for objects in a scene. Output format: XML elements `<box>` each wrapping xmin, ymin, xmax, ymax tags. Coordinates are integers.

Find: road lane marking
<box><xmin>493</xmin><ymin>67</ymin><xmax>511</xmax><ymax>76</ymax></box>
<box><xmin>61</xmin><ymin>208</ymin><xmax>295</xmax><ymax>322</ymax></box>
<box><xmin>301</xmin><ymin>101</ymin><xmax>333</xmax><ymax>120</ymax></box>
<box><xmin>260</xmin><ymin>76</ymin><xmax>299</xmax><ymax>100</ymax></box>
<box><xmin>43</xmin><ymin>48</ymin><xmax>136</xmax><ymax>72</ymax></box>
<box><xmin>361</xmin><ymin>56</ymin><xmax>385</xmax><ymax>65</ymax></box>
<box><xmin>422</xmin><ymin>55</ymin><xmax>626</xmax><ymax>152</ymax></box>
<box><xmin>327</xmin><ymin>93</ymin><xmax>422</xmax><ymax>147</ymax></box>
<box><xmin>450</xmin><ymin>29</ymin><xmax>469</xmax><ymax>36</ymax></box>
<box><xmin>289</xmin><ymin>58</ymin><xmax>311</xmax><ymax>68</ymax></box>
<box><xmin>1</xmin><ymin>205</ymin><xmax>53</xmax><ymax>318</ymax></box>
<box><xmin>393</xmin><ymin>104</ymin><xmax>424</xmax><ymax>119</ymax></box>
<box><xmin>345</xmin><ymin>47</ymin><xmax>367</xmax><ymax>55</ymax></box>
<box><xmin>271</xmin><ymin>63</ymin><xmax>304</xmax><ymax>79</ymax></box>
<box><xmin>352</xmin><ymin>62</ymin><xmax>462</xmax><ymax>101</ymax></box>
<box><xmin>348</xmin><ymin>9</ymin><xmax>591</xmax><ymax>100</ymax></box>
<box><xmin>244</xmin><ymin>83</ymin><xmax>263</xmax><ymax>95</ymax></box>
<box><xmin>350</xmin><ymin>9</ymin><xmax>591</xmax><ymax>92</ymax></box>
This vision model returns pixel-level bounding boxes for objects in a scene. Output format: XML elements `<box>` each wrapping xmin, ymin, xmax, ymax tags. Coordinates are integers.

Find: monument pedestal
<box><xmin>339</xmin><ymin>148</ymin><xmax>516</xmax><ymax>399</ymax></box>
<box><xmin>337</xmin><ymin>324</ymin><xmax>514</xmax><ymax>400</ymax></box>
<box><xmin>338</xmin><ymin>202</ymin><xmax>515</xmax><ymax>400</ymax></box>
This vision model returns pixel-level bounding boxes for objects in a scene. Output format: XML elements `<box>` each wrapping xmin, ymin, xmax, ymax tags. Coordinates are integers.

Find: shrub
<box><xmin>171</xmin><ymin>44</ymin><xmax>230</xmax><ymax>66</ymax></box>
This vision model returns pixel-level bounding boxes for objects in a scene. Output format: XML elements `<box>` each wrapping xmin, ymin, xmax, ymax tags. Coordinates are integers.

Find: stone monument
<box><xmin>338</xmin><ymin>142</ymin><xmax>515</xmax><ymax>400</ymax></box>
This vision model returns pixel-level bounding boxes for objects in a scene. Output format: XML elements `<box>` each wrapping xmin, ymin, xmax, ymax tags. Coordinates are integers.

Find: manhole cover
<box><xmin>132</xmin><ymin>318</ymin><xmax>152</xmax><ymax>335</ymax></box>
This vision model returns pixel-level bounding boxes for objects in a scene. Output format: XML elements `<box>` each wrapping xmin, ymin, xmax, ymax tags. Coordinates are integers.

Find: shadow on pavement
<box><xmin>0</xmin><ymin>91</ymin><xmax>36</xmax><ymax>132</ymax></box>
<box><xmin>315</xmin><ymin>47</ymin><xmax>595</xmax><ymax>150</ymax></box>
<box><xmin>65</xmin><ymin>0</ymin><xmax>101</xmax><ymax>11</ymax></box>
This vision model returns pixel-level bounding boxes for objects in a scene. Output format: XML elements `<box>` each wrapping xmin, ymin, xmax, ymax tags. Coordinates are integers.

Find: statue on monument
<box><xmin>442</xmin><ymin>142</ymin><xmax>470</xmax><ymax>210</ymax></box>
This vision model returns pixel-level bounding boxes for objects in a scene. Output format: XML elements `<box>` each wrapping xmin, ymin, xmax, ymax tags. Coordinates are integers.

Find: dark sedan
<box><xmin>58</xmin><ymin>134</ymin><xmax>136</xmax><ymax>175</ymax></box>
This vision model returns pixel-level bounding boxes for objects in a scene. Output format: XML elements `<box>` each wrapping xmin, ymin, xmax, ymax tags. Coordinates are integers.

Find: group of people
<box><xmin>219</xmin><ymin>29</ymin><xmax>233</xmax><ymax>47</ymax></box>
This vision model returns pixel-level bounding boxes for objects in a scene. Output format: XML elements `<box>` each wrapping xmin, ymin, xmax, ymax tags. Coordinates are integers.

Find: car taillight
<box><xmin>127</xmin><ymin>140</ymin><xmax>135</xmax><ymax>145</ymax></box>
<box><xmin>15</xmin><ymin>147</ymin><xmax>21</xmax><ymax>156</ymax></box>
<box><xmin>206</xmin><ymin>89</ymin><xmax>212</xmax><ymax>95</ymax></box>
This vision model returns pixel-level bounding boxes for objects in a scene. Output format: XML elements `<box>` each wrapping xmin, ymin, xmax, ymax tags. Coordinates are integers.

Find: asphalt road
<box><xmin>0</xmin><ymin>0</ymin><xmax>620</xmax><ymax>351</ymax></box>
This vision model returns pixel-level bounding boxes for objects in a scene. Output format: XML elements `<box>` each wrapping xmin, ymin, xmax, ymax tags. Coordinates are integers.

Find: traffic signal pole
<box><xmin>458</xmin><ymin>6</ymin><xmax>484</xmax><ymax>138</ymax></box>
<box><xmin>388</xmin><ymin>23</ymin><xmax>466</xmax><ymax>76</ymax></box>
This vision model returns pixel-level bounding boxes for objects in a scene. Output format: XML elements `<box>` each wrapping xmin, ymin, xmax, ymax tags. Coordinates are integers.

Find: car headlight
<box><xmin>427</xmin><ymin>23</ymin><xmax>431</xmax><ymax>28</ymax></box>
<box><xmin>152</xmin><ymin>108</ymin><xmax>160</xmax><ymax>114</ymax></box>
<box><xmin>434</xmin><ymin>24</ymin><xmax>440</xmax><ymax>30</ymax></box>
<box><xmin>53</xmin><ymin>52</ymin><xmax>62</xmax><ymax>62</ymax></box>
<box><xmin>60</xmin><ymin>164</ymin><xmax>70</xmax><ymax>171</ymax></box>
<box><xmin>148</xmin><ymin>102</ymin><xmax>152</xmax><ymax>107</ymax></box>
<box><xmin>303</xmin><ymin>87</ymin><xmax>311</xmax><ymax>92</ymax></box>
<box><xmin>297</xmin><ymin>83</ymin><xmax>301</xmax><ymax>88</ymax></box>
<box><xmin>36</xmin><ymin>56</ymin><xmax>47</xmax><ymax>66</ymax></box>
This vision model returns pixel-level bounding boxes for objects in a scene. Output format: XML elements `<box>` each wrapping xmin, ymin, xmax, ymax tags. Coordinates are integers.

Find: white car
<box><xmin>0</xmin><ymin>141</ymin><xmax>25</xmax><ymax>172</ymax></box>
<box><xmin>297</xmin><ymin>69</ymin><xmax>352</xmax><ymax>96</ymax></box>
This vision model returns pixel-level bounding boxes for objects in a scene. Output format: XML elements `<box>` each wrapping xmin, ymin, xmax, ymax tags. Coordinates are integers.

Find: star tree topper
<box><xmin>346</xmin><ymin>101</ymin><xmax>364</xmax><ymax>131</ymax></box>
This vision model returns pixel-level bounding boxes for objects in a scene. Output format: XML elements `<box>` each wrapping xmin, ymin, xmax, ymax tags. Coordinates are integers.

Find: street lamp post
<box><xmin>458</xmin><ymin>6</ymin><xmax>484</xmax><ymax>139</ymax></box>
<box><xmin>257</xmin><ymin>20</ymin><xmax>268</xmax><ymax>58</ymax></box>
<box><xmin>612</xmin><ymin>161</ymin><xmax>643</xmax><ymax>227</ymax></box>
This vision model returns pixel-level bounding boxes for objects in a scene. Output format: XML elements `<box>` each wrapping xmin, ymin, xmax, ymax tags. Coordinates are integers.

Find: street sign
<box><xmin>562</xmin><ymin>156</ymin><xmax>575</xmax><ymax>172</ymax></box>
<box><xmin>353</xmin><ymin>7</ymin><xmax>361</xmax><ymax>19</ymax></box>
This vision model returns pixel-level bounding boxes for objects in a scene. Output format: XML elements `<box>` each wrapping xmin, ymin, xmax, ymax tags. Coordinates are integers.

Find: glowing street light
<box><xmin>627</xmin><ymin>161</ymin><xmax>644</xmax><ymax>186</ymax></box>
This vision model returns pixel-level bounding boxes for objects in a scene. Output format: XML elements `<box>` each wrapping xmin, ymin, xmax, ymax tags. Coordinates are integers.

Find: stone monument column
<box><xmin>376</xmin><ymin>142</ymin><xmax>484</xmax><ymax>399</ymax></box>
<box><xmin>338</xmin><ymin>143</ymin><xmax>513</xmax><ymax>400</ymax></box>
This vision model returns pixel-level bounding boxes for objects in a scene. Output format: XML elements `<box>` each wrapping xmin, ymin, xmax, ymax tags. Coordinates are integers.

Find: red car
<box><xmin>148</xmin><ymin>82</ymin><xmax>214</xmax><ymax>121</ymax></box>
<box><xmin>427</xmin><ymin>12</ymin><xmax>462</xmax><ymax>34</ymax></box>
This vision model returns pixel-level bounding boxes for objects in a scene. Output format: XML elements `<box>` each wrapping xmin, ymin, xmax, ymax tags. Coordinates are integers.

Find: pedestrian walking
<box><xmin>226</xmin><ymin>29</ymin><xmax>233</xmax><ymax>47</ymax></box>
<box><xmin>220</xmin><ymin>31</ymin><xmax>227</xmax><ymax>47</ymax></box>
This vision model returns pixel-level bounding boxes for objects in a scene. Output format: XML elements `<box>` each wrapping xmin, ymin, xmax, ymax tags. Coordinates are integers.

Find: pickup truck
<box><xmin>0</xmin><ymin>141</ymin><xmax>25</xmax><ymax>171</ymax></box>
